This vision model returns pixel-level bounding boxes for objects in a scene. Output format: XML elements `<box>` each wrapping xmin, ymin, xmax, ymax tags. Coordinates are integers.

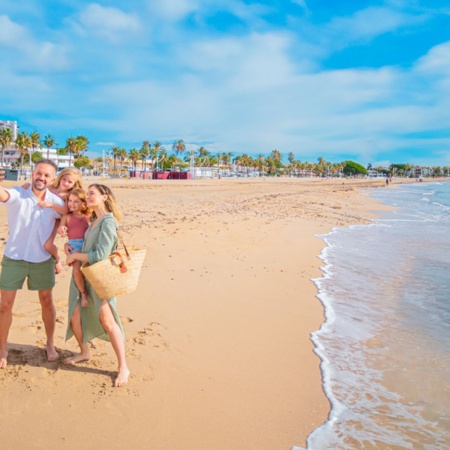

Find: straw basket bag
<box><xmin>81</xmin><ymin>243</ymin><xmax>146</xmax><ymax>299</ymax></box>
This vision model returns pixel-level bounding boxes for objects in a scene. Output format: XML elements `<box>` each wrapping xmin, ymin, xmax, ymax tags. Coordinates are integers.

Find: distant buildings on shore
<box><xmin>0</xmin><ymin>119</ymin><xmax>70</xmax><ymax>169</ymax></box>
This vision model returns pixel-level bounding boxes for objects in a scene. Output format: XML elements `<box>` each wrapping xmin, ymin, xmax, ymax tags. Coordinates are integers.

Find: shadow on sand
<box><xmin>2</xmin><ymin>342</ymin><xmax>116</xmax><ymax>385</ymax></box>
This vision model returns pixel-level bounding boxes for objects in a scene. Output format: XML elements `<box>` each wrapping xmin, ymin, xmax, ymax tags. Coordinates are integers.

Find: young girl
<box><xmin>36</xmin><ymin>167</ymin><xmax>83</xmax><ymax>273</ymax></box>
<box><xmin>58</xmin><ymin>189</ymin><xmax>91</xmax><ymax>307</ymax></box>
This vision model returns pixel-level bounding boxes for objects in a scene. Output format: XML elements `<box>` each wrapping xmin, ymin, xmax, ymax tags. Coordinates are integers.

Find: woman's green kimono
<box><xmin>65</xmin><ymin>212</ymin><xmax>125</xmax><ymax>343</ymax></box>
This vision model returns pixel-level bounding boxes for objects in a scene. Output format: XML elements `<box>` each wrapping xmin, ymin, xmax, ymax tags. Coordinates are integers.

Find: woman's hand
<box><xmin>64</xmin><ymin>242</ymin><xmax>73</xmax><ymax>256</ymax></box>
<box><xmin>66</xmin><ymin>253</ymin><xmax>76</xmax><ymax>266</ymax></box>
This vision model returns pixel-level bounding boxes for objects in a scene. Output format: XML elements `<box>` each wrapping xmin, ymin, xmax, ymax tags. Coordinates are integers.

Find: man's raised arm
<box><xmin>0</xmin><ymin>170</ymin><xmax>10</xmax><ymax>203</ymax></box>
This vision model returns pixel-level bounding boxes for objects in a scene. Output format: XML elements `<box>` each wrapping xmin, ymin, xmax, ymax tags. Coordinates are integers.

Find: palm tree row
<box><xmin>0</xmin><ymin>129</ymin><xmax>90</xmax><ymax>173</ymax></box>
<box><xmin>2</xmin><ymin>128</ymin><xmax>448</xmax><ymax>178</ymax></box>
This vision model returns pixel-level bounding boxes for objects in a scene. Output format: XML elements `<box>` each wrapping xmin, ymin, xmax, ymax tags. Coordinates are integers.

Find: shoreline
<box><xmin>0</xmin><ymin>177</ymin><xmax>415</xmax><ymax>449</ymax></box>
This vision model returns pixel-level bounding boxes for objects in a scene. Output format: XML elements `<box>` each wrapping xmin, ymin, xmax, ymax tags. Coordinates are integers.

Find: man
<box><xmin>0</xmin><ymin>159</ymin><xmax>65</xmax><ymax>368</ymax></box>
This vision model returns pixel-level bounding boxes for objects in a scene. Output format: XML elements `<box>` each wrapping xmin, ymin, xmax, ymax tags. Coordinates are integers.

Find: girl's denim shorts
<box><xmin>68</xmin><ymin>238</ymin><xmax>84</xmax><ymax>252</ymax></box>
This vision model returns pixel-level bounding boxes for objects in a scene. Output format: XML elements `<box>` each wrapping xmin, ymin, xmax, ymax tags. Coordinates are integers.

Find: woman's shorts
<box><xmin>68</xmin><ymin>239</ymin><xmax>84</xmax><ymax>252</ymax></box>
<box><xmin>0</xmin><ymin>256</ymin><xmax>55</xmax><ymax>291</ymax></box>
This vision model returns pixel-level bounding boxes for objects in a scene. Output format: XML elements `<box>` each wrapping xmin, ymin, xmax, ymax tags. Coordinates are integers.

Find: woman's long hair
<box><xmin>89</xmin><ymin>184</ymin><xmax>123</xmax><ymax>222</ymax></box>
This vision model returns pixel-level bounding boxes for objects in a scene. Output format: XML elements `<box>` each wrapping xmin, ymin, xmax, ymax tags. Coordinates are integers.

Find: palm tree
<box><xmin>118</xmin><ymin>147</ymin><xmax>127</xmax><ymax>171</ymax></box>
<box><xmin>271</xmin><ymin>149</ymin><xmax>281</xmax><ymax>164</ymax></box>
<box><xmin>0</xmin><ymin>127</ymin><xmax>14</xmax><ymax>166</ymax></box>
<box><xmin>153</xmin><ymin>141</ymin><xmax>164</xmax><ymax>171</ymax></box>
<box><xmin>75</xmin><ymin>135</ymin><xmax>89</xmax><ymax>158</ymax></box>
<box><xmin>29</xmin><ymin>131</ymin><xmax>41</xmax><ymax>169</ymax></box>
<box><xmin>158</xmin><ymin>148</ymin><xmax>168</xmax><ymax>170</ymax></box>
<box><xmin>139</xmin><ymin>141</ymin><xmax>150</xmax><ymax>172</ymax></box>
<box><xmin>128</xmin><ymin>148</ymin><xmax>139</xmax><ymax>171</ymax></box>
<box><xmin>65</xmin><ymin>136</ymin><xmax>78</xmax><ymax>167</ymax></box>
<box><xmin>43</xmin><ymin>134</ymin><xmax>55</xmax><ymax>159</ymax></box>
<box><xmin>172</xmin><ymin>139</ymin><xmax>186</xmax><ymax>159</ymax></box>
<box><xmin>15</xmin><ymin>132</ymin><xmax>31</xmax><ymax>177</ymax></box>
<box><xmin>111</xmin><ymin>146</ymin><xmax>122</xmax><ymax>171</ymax></box>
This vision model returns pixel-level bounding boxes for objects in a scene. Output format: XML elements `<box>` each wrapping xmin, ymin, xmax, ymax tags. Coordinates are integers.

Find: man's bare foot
<box><xmin>46</xmin><ymin>345</ymin><xmax>60</xmax><ymax>362</ymax></box>
<box><xmin>0</xmin><ymin>350</ymin><xmax>8</xmax><ymax>369</ymax></box>
<box><xmin>63</xmin><ymin>351</ymin><xmax>90</xmax><ymax>365</ymax></box>
<box><xmin>114</xmin><ymin>367</ymin><xmax>130</xmax><ymax>387</ymax></box>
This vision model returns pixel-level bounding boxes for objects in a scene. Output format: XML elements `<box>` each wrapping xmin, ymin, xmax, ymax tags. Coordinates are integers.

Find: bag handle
<box><xmin>110</xmin><ymin>251</ymin><xmax>128</xmax><ymax>273</ymax></box>
<box><xmin>117</xmin><ymin>229</ymin><xmax>131</xmax><ymax>260</ymax></box>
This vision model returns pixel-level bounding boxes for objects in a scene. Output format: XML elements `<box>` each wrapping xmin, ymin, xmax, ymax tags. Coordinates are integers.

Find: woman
<box><xmin>64</xmin><ymin>184</ymin><xmax>130</xmax><ymax>387</ymax></box>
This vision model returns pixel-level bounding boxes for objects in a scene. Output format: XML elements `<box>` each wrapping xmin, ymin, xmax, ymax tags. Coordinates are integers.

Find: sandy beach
<box><xmin>0</xmin><ymin>177</ymin><xmax>390</xmax><ymax>450</ymax></box>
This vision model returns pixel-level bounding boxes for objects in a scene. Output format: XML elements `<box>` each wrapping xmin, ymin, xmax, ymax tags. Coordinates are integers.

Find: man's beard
<box><xmin>32</xmin><ymin>180</ymin><xmax>47</xmax><ymax>191</ymax></box>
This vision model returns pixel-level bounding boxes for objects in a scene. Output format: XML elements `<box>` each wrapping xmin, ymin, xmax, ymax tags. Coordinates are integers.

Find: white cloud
<box><xmin>0</xmin><ymin>14</ymin><xmax>26</xmax><ymax>44</ymax></box>
<box><xmin>325</xmin><ymin>7</ymin><xmax>425</xmax><ymax>46</ymax></box>
<box><xmin>0</xmin><ymin>15</ymin><xmax>68</xmax><ymax>70</ymax></box>
<box><xmin>415</xmin><ymin>40</ymin><xmax>450</xmax><ymax>76</ymax></box>
<box><xmin>146</xmin><ymin>0</ymin><xmax>200</xmax><ymax>21</ymax></box>
<box><xmin>77</xmin><ymin>3</ymin><xmax>142</xmax><ymax>41</ymax></box>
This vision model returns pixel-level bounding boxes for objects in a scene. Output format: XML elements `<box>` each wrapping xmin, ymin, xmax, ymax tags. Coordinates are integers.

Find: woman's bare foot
<box><xmin>63</xmin><ymin>351</ymin><xmax>90</xmax><ymax>365</ymax></box>
<box><xmin>0</xmin><ymin>350</ymin><xmax>8</xmax><ymax>369</ymax></box>
<box><xmin>46</xmin><ymin>345</ymin><xmax>60</xmax><ymax>362</ymax></box>
<box><xmin>114</xmin><ymin>367</ymin><xmax>130</xmax><ymax>387</ymax></box>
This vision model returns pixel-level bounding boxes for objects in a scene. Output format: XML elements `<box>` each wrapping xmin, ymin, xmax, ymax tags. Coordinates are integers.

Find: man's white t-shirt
<box><xmin>3</xmin><ymin>187</ymin><xmax>64</xmax><ymax>263</ymax></box>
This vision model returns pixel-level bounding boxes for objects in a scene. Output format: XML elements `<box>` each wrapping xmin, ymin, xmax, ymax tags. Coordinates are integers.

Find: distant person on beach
<box><xmin>64</xmin><ymin>184</ymin><xmax>130</xmax><ymax>387</ymax></box>
<box><xmin>24</xmin><ymin>167</ymin><xmax>83</xmax><ymax>274</ymax></box>
<box><xmin>0</xmin><ymin>159</ymin><xmax>65</xmax><ymax>369</ymax></box>
<box><xmin>57</xmin><ymin>188</ymin><xmax>91</xmax><ymax>308</ymax></box>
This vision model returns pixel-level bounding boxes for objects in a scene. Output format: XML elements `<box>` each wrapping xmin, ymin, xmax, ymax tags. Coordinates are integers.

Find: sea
<box><xmin>294</xmin><ymin>181</ymin><xmax>450</xmax><ymax>450</ymax></box>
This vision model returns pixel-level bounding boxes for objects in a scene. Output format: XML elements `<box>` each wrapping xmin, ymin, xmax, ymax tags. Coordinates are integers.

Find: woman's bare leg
<box><xmin>99</xmin><ymin>300</ymin><xmax>129</xmax><ymax>387</ymax></box>
<box><xmin>64</xmin><ymin>304</ymin><xmax>90</xmax><ymax>364</ymax></box>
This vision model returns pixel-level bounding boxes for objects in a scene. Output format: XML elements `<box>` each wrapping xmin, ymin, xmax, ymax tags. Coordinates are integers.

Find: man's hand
<box><xmin>0</xmin><ymin>170</ymin><xmax>5</xmax><ymax>181</ymax></box>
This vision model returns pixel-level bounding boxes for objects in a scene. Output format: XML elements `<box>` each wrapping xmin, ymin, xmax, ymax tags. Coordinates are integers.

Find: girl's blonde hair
<box><xmin>53</xmin><ymin>167</ymin><xmax>83</xmax><ymax>191</ymax></box>
<box><xmin>68</xmin><ymin>188</ymin><xmax>91</xmax><ymax>216</ymax></box>
<box><xmin>89</xmin><ymin>184</ymin><xmax>123</xmax><ymax>222</ymax></box>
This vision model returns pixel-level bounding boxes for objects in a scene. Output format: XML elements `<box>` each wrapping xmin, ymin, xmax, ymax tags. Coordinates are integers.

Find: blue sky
<box><xmin>1</xmin><ymin>0</ymin><xmax>450</xmax><ymax>166</ymax></box>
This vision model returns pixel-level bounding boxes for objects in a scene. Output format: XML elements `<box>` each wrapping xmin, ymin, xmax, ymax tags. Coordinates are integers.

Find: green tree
<box><xmin>65</xmin><ymin>136</ymin><xmax>78</xmax><ymax>166</ymax></box>
<box><xmin>172</xmin><ymin>139</ymin><xmax>186</xmax><ymax>159</ymax></box>
<box><xmin>43</xmin><ymin>134</ymin><xmax>55</xmax><ymax>159</ymax></box>
<box><xmin>30</xmin><ymin>131</ymin><xmax>41</xmax><ymax>169</ymax></box>
<box><xmin>343</xmin><ymin>161</ymin><xmax>367</xmax><ymax>176</ymax></box>
<box><xmin>128</xmin><ymin>148</ymin><xmax>139</xmax><ymax>170</ymax></box>
<box><xmin>0</xmin><ymin>127</ymin><xmax>14</xmax><ymax>166</ymax></box>
<box><xmin>15</xmin><ymin>131</ymin><xmax>31</xmax><ymax>176</ymax></box>
<box><xmin>74</xmin><ymin>155</ymin><xmax>92</xmax><ymax>169</ymax></box>
<box><xmin>139</xmin><ymin>141</ymin><xmax>150</xmax><ymax>171</ymax></box>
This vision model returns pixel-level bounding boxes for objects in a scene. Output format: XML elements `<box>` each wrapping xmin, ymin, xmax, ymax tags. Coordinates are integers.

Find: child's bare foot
<box><xmin>64</xmin><ymin>351</ymin><xmax>90</xmax><ymax>365</ymax></box>
<box><xmin>114</xmin><ymin>367</ymin><xmax>130</xmax><ymax>387</ymax></box>
<box><xmin>81</xmin><ymin>292</ymin><xmax>88</xmax><ymax>308</ymax></box>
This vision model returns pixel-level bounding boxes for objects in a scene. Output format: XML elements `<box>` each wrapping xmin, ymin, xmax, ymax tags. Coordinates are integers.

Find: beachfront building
<box><xmin>2</xmin><ymin>146</ymin><xmax>71</xmax><ymax>169</ymax></box>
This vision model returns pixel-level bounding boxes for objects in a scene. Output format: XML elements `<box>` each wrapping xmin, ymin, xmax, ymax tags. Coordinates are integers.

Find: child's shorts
<box><xmin>68</xmin><ymin>238</ymin><xmax>84</xmax><ymax>252</ymax></box>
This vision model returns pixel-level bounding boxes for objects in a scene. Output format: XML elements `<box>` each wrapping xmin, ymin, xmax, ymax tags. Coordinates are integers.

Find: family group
<box><xmin>0</xmin><ymin>159</ymin><xmax>129</xmax><ymax>387</ymax></box>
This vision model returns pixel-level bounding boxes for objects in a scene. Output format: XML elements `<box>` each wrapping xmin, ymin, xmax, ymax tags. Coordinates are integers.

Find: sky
<box><xmin>1</xmin><ymin>0</ymin><xmax>450</xmax><ymax>167</ymax></box>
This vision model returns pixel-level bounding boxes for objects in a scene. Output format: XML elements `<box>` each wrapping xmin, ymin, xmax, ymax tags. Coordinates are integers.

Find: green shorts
<box><xmin>0</xmin><ymin>256</ymin><xmax>56</xmax><ymax>291</ymax></box>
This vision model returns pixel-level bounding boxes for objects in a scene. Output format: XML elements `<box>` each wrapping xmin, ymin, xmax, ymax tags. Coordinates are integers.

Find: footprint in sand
<box><xmin>131</xmin><ymin>322</ymin><xmax>168</xmax><ymax>350</ymax></box>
